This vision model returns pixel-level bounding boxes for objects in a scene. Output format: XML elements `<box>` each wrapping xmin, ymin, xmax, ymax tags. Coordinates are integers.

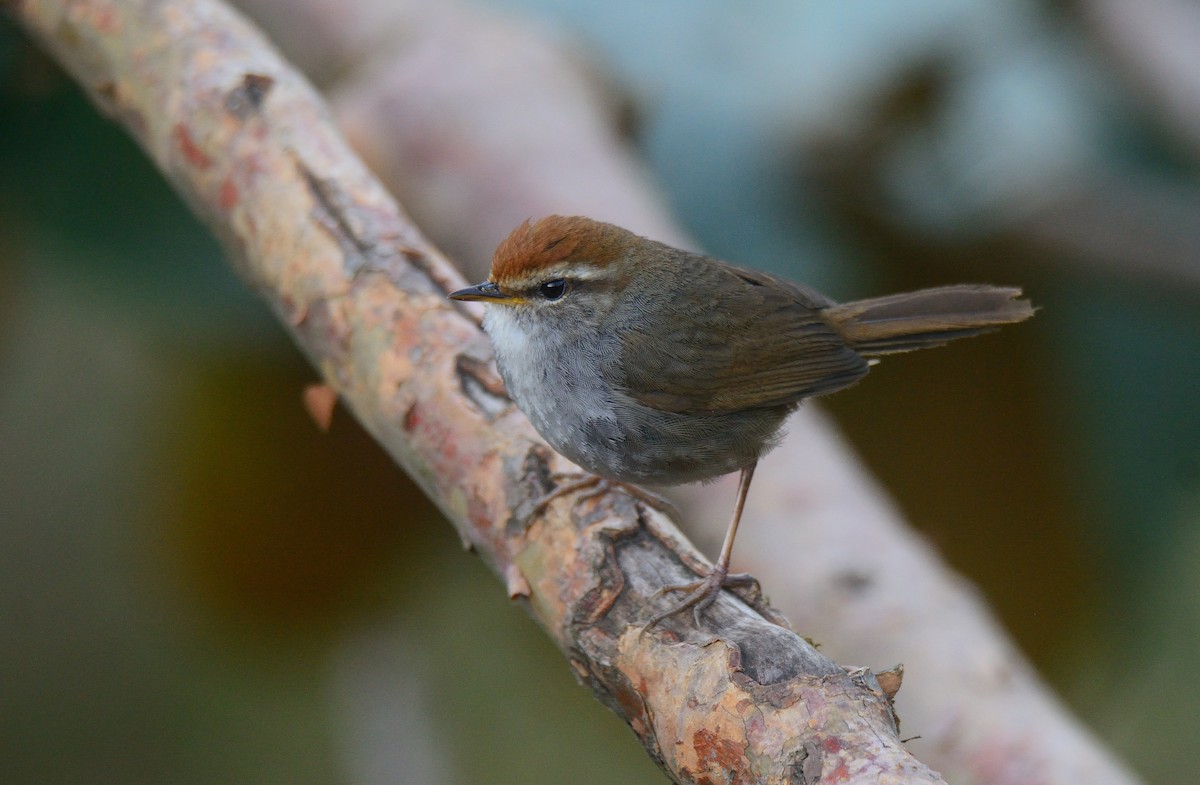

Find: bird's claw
<box><xmin>643</xmin><ymin>569</ymin><xmax>759</xmax><ymax>629</ymax></box>
<box><xmin>530</xmin><ymin>474</ymin><xmax>677</xmax><ymax>520</ymax></box>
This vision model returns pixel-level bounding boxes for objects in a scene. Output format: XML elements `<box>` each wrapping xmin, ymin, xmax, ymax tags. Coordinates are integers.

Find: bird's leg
<box><xmin>644</xmin><ymin>463</ymin><xmax>759</xmax><ymax>629</ymax></box>
<box><xmin>530</xmin><ymin>473</ymin><xmax>678</xmax><ymax>520</ymax></box>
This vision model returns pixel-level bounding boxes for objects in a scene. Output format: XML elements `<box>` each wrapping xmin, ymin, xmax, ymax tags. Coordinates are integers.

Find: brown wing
<box><xmin>617</xmin><ymin>257</ymin><xmax>869</xmax><ymax>414</ymax></box>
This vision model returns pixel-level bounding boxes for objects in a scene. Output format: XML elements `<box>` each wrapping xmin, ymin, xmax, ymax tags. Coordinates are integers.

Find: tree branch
<box><xmin>9</xmin><ymin>0</ymin><xmax>941</xmax><ymax>782</ymax></box>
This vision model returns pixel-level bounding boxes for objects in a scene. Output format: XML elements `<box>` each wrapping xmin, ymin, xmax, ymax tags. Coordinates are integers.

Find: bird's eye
<box><xmin>538</xmin><ymin>278</ymin><xmax>567</xmax><ymax>301</ymax></box>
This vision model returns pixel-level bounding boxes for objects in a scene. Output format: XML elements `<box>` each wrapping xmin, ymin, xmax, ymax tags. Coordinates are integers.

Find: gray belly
<box><xmin>556</xmin><ymin>402</ymin><xmax>790</xmax><ymax>485</ymax></box>
<box><xmin>500</xmin><ymin>349</ymin><xmax>790</xmax><ymax>485</ymax></box>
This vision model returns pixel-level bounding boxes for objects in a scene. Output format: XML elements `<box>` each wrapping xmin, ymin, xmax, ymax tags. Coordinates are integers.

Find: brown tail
<box><xmin>824</xmin><ymin>285</ymin><xmax>1035</xmax><ymax>355</ymax></box>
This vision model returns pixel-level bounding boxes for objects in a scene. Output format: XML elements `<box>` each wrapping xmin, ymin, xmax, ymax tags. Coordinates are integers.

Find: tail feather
<box><xmin>825</xmin><ymin>285</ymin><xmax>1035</xmax><ymax>355</ymax></box>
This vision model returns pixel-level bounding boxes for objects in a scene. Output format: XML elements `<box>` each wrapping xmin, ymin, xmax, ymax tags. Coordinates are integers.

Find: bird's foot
<box><xmin>530</xmin><ymin>474</ymin><xmax>677</xmax><ymax>520</ymax></box>
<box><xmin>643</xmin><ymin>566</ymin><xmax>759</xmax><ymax>629</ymax></box>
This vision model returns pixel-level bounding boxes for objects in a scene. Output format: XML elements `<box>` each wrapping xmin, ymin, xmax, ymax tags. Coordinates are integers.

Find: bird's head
<box><xmin>448</xmin><ymin>215</ymin><xmax>640</xmax><ymax>310</ymax></box>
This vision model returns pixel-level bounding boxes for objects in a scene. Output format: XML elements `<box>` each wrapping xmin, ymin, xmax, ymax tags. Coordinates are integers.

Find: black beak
<box><xmin>448</xmin><ymin>281</ymin><xmax>511</xmax><ymax>302</ymax></box>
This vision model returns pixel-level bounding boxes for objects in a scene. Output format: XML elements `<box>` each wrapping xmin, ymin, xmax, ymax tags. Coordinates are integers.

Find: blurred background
<box><xmin>2</xmin><ymin>0</ymin><xmax>1198</xmax><ymax>783</ymax></box>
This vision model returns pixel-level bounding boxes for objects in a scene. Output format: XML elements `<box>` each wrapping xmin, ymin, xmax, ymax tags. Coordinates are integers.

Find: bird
<box><xmin>450</xmin><ymin>215</ymin><xmax>1035</xmax><ymax>625</ymax></box>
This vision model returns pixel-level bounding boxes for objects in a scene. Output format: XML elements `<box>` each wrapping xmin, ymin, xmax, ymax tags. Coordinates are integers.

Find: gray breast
<box><xmin>484</xmin><ymin>302</ymin><xmax>793</xmax><ymax>486</ymax></box>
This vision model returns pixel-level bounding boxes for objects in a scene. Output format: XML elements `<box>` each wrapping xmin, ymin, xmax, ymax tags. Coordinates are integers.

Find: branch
<box><xmin>9</xmin><ymin>0</ymin><xmax>939</xmax><ymax>782</ymax></box>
